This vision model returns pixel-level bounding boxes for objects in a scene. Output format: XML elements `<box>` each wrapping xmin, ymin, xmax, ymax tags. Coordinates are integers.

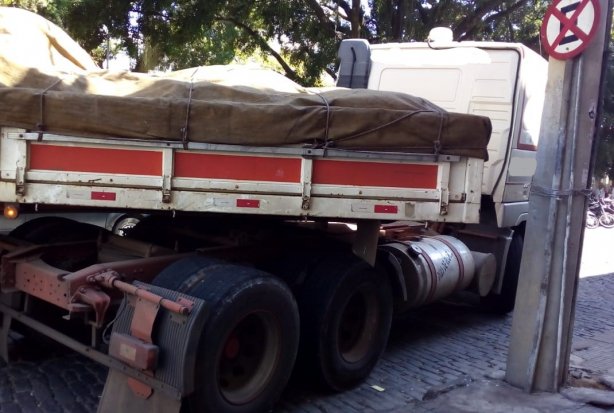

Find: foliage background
<box><xmin>0</xmin><ymin>0</ymin><xmax>552</xmax><ymax>82</ymax></box>
<box><xmin>595</xmin><ymin>21</ymin><xmax>614</xmax><ymax>182</ymax></box>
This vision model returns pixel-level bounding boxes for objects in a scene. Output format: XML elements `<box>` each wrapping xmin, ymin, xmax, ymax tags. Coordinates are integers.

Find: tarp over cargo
<box><xmin>0</xmin><ymin>7</ymin><xmax>491</xmax><ymax>160</ymax></box>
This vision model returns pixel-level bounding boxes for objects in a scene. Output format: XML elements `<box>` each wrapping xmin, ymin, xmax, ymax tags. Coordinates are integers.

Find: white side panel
<box><xmin>368</xmin><ymin>46</ymin><xmax>520</xmax><ymax>196</ymax></box>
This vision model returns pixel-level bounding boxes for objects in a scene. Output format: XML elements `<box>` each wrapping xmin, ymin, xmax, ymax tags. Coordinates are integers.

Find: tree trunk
<box><xmin>350</xmin><ymin>0</ymin><xmax>362</xmax><ymax>38</ymax></box>
<box><xmin>392</xmin><ymin>0</ymin><xmax>406</xmax><ymax>41</ymax></box>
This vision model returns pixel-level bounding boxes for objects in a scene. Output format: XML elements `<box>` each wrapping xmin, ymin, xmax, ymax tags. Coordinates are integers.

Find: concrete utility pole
<box><xmin>506</xmin><ymin>0</ymin><xmax>612</xmax><ymax>392</ymax></box>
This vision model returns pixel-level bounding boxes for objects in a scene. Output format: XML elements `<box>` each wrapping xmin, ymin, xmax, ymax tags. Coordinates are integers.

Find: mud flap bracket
<box><xmin>98</xmin><ymin>281</ymin><xmax>208</xmax><ymax>413</ymax></box>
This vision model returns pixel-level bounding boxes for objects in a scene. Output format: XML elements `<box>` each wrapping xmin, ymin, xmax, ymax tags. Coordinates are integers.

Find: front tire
<box><xmin>599</xmin><ymin>213</ymin><xmax>614</xmax><ymax>228</ymax></box>
<box><xmin>153</xmin><ymin>257</ymin><xmax>299</xmax><ymax>413</ymax></box>
<box><xmin>586</xmin><ymin>213</ymin><xmax>599</xmax><ymax>229</ymax></box>
<box><xmin>480</xmin><ymin>231</ymin><xmax>523</xmax><ymax>314</ymax></box>
<box><xmin>296</xmin><ymin>254</ymin><xmax>392</xmax><ymax>391</ymax></box>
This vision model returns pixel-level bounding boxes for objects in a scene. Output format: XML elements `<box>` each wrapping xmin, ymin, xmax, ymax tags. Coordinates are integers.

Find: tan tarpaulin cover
<box><xmin>0</xmin><ymin>7</ymin><xmax>491</xmax><ymax>159</ymax></box>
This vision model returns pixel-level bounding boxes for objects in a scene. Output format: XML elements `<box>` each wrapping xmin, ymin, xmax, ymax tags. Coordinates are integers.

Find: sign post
<box><xmin>506</xmin><ymin>0</ymin><xmax>612</xmax><ymax>392</ymax></box>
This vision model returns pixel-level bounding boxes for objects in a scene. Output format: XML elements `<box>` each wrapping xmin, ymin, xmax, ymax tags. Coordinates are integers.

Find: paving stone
<box><xmin>9</xmin><ymin>378</ymin><xmax>30</xmax><ymax>394</ymax></box>
<box><xmin>35</xmin><ymin>403</ymin><xmax>63</xmax><ymax>413</ymax></box>
<box><xmin>561</xmin><ymin>388</ymin><xmax>614</xmax><ymax>407</ymax></box>
<box><xmin>30</xmin><ymin>381</ymin><xmax>54</xmax><ymax>404</ymax></box>
<box><xmin>0</xmin><ymin>395</ymin><xmax>13</xmax><ymax>405</ymax></box>
<box><xmin>599</xmin><ymin>375</ymin><xmax>614</xmax><ymax>390</ymax></box>
<box><xmin>50</xmin><ymin>387</ymin><xmax>77</xmax><ymax>405</ymax></box>
<box><xmin>486</xmin><ymin>369</ymin><xmax>507</xmax><ymax>380</ymax></box>
<box><xmin>12</xmin><ymin>392</ymin><xmax>39</xmax><ymax>412</ymax></box>
<box><xmin>0</xmin><ymin>402</ymin><xmax>22</xmax><ymax>413</ymax></box>
<box><xmin>422</xmin><ymin>376</ymin><xmax>473</xmax><ymax>401</ymax></box>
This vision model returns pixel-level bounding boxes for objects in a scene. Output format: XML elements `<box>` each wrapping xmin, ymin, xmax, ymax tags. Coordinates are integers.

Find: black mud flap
<box><xmin>98</xmin><ymin>281</ymin><xmax>208</xmax><ymax>413</ymax></box>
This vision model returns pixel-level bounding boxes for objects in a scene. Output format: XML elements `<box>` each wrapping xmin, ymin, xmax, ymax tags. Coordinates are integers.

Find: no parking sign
<box><xmin>540</xmin><ymin>0</ymin><xmax>601</xmax><ymax>60</ymax></box>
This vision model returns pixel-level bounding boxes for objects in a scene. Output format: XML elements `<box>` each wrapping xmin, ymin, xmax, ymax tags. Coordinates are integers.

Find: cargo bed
<box><xmin>0</xmin><ymin>127</ymin><xmax>483</xmax><ymax>223</ymax></box>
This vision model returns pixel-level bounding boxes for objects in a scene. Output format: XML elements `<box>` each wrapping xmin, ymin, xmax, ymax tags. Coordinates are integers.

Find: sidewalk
<box><xmin>398</xmin><ymin>270</ymin><xmax>614</xmax><ymax>413</ymax></box>
<box><xmin>404</xmin><ymin>376</ymin><xmax>614</xmax><ymax>412</ymax></box>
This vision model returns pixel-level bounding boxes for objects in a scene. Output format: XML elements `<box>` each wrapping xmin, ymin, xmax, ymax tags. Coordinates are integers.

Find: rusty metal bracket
<box><xmin>352</xmin><ymin>220</ymin><xmax>381</xmax><ymax>266</ymax></box>
<box><xmin>162</xmin><ymin>175</ymin><xmax>172</xmax><ymax>204</ymax></box>
<box><xmin>439</xmin><ymin>188</ymin><xmax>449</xmax><ymax>215</ymax></box>
<box><xmin>0</xmin><ymin>244</ymin><xmax>43</xmax><ymax>290</ymax></box>
<box><xmin>127</xmin><ymin>296</ymin><xmax>163</xmax><ymax>399</ymax></box>
<box><xmin>300</xmin><ymin>158</ymin><xmax>313</xmax><ymax>211</ymax></box>
<box><xmin>89</xmin><ymin>271</ymin><xmax>193</xmax><ymax>316</ymax></box>
<box><xmin>131</xmin><ymin>296</ymin><xmax>159</xmax><ymax>343</ymax></box>
<box><xmin>72</xmin><ymin>287</ymin><xmax>111</xmax><ymax>328</ymax></box>
<box><xmin>15</xmin><ymin>167</ymin><xmax>25</xmax><ymax>196</ymax></box>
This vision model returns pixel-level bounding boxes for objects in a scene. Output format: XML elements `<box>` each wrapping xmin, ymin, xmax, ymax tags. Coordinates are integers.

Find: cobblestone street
<box><xmin>284</xmin><ymin>269</ymin><xmax>614</xmax><ymax>412</ymax></box>
<box><xmin>1</xmin><ymin>229</ymin><xmax>613</xmax><ymax>413</ymax></box>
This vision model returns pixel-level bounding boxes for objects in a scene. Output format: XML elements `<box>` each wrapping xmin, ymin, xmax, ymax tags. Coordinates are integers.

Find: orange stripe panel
<box><xmin>30</xmin><ymin>144</ymin><xmax>162</xmax><ymax>175</ymax></box>
<box><xmin>175</xmin><ymin>153</ymin><xmax>301</xmax><ymax>183</ymax></box>
<box><xmin>313</xmin><ymin>160</ymin><xmax>438</xmax><ymax>189</ymax></box>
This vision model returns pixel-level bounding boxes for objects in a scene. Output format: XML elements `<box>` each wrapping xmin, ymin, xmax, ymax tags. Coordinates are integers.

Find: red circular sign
<box><xmin>540</xmin><ymin>0</ymin><xmax>601</xmax><ymax>60</ymax></box>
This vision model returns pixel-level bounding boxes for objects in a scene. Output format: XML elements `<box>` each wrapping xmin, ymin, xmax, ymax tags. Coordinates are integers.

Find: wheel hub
<box><xmin>218</xmin><ymin>312</ymin><xmax>281</xmax><ymax>405</ymax></box>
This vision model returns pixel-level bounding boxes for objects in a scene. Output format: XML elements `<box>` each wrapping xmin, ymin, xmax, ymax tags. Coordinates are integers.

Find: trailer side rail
<box><xmin>0</xmin><ymin>129</ymin><xmax>483</xmax><ymax>223</ymax></box>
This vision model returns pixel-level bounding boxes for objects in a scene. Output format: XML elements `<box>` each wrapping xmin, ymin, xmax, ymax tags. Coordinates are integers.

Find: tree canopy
<box><xmin>1</xmin><ymin>0</ymin><xmax>549</xmax><ymax>84</ymax></box>
<box><xmin>595</xmin><ymin>43</ymin><xmax>614</xmax><ymax>181</ymax></box>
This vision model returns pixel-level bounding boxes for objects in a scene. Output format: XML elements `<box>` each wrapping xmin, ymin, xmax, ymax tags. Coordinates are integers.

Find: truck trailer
<box><xmin>0</xmin><ymin>8</ymin><xmax>547</xmax><ymax>413</ymax></box>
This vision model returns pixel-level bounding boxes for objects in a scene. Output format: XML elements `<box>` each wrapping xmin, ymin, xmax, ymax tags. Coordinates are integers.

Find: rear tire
<box><xmin>296</xmin><ymin>254</ymin><xmax>392</xmax><ymax>391</ymax></box>
<box><xmin>480</xmin><ymin>232</ymin><xmax>523</xmax><ymax>314</ymax></box>
<box><xmin>153</xmin><ymin>257</ymin><xmax>299</xmax><ymax>413</ymax></box>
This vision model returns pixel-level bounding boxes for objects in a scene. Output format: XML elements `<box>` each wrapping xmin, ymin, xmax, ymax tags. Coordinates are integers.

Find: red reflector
<box><xmin>109</xmin><ymin>333</ymin><xmax>158</xmax><ymax>370</ymax></box>
<box><xmin>236</xmin><ymin>199</ymin><xmax>260</xmax><ymax>208</ymax></box>
<box><xmin>91</xmin><ymin>192</ymin><xmax>117</xmax><ymax>201</ymax></box>
<box><xmin>374</xmin><ymin>205</ymin><xmax>398</xmax><ymax>214</ymax></box>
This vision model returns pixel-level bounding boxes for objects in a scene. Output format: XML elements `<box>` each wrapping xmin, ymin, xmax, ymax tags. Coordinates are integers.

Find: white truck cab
<box><xmin>337</xmin><ymin>34</ymin><xmax>548</xmax><ymax>228</ymax></box>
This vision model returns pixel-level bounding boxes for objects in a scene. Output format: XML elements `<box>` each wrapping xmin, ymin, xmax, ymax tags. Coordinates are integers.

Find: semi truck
<box><xmin>0</xmin><ymin>8</ymin><xmax>547</xmax><ymax>413</ymax></box>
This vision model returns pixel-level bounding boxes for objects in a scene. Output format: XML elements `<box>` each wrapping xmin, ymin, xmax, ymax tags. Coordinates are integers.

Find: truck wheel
<box><xmin>9</xmin><ymin>216</ymin><xmax>101</xmax><ymax>243</ymax></box>
<box><xmin>153</xmin><ymin>258</ymin><xmax>299</xmax><ymax>413</ymax></box>
<box><xmin>297</xmin><ymin>254</ymin><xmax>392</xmax><ymax>391</ymax></box>
<box><xmin>480</xmin><ymin>232</ymin><xmax>523</xmax><ymax>314</ymax></box>
<box><xmin>110</xmin><ymin>214</ymin><xmax>145</xmax><ymax>236</ymax></box>
<box><xmin>598</xmin><ymin>213</ymin><xmax>614</xmax><ymax>228</ymax></box>
<box><xmin>9</xmin><ymin>217</ymin><xmax>101</xmax><ymax>270</ymax></box>
<box><xmin>585</xmin><ymin>213</ymin><xmax>600</xmax><ymax>229</ymax></box>
<box><xmin>151</xmin><ymin>255</ymin><xmax>224</xmax><ymax>292</ymax></box>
